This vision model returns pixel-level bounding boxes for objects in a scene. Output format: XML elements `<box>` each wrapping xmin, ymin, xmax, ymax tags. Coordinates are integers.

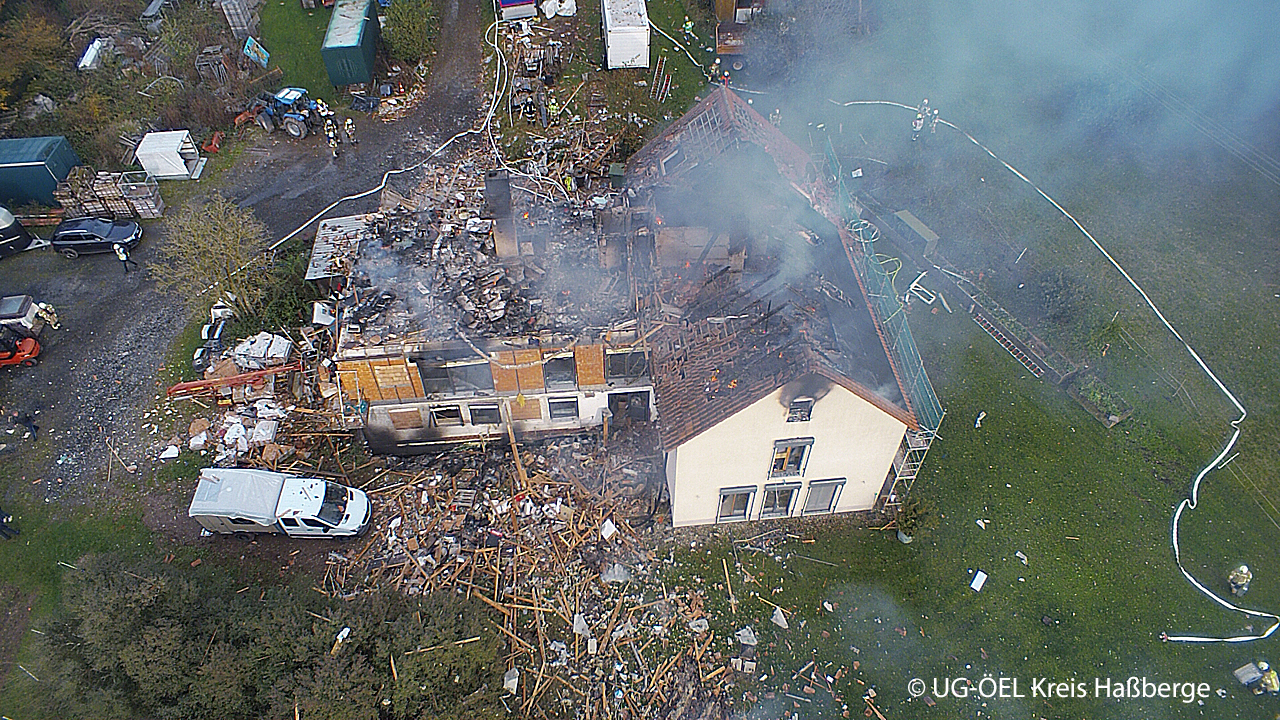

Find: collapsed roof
<box><xmin>627</xmin><ymin>86</ymin><xmax>941</xmax><ymax>449</ymax></box>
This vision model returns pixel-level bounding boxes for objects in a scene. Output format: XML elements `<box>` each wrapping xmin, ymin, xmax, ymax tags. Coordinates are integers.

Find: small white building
<box><xmin>134</xmin><ymin>130</ymin><xmax>204</xmax><ymax>180</ymax></box>
<box><xmin>602</xmin><ymin>0</ymin><xmax>649</xmax><ymax>69</ymax></box>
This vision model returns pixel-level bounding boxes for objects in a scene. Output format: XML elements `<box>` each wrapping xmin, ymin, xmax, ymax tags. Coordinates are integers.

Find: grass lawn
<box><xmin>0</xmin><ymin>450</ymin><xmax>153</xmax><ymax>712</ymax></box>
<box><xmin>258</xmin><ymin>0</ymin><xmax>338</xmax><ymax>103</ymax></box>
<box><xmin>662</xmin><ymin>305</ymin><xmax>1273</xmax><ymax>720</ymax></box>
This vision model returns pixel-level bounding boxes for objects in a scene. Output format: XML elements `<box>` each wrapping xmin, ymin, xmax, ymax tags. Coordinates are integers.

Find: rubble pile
<box><xmin>339</xmin><ymin>179</ymin><xmax>631</xmax><ymax>348</ymax></box>
<box><xmin>165</xmin><ymin>329</ymin><xmax>359</xmax><ymax>473</ymax></box>
<box><xmin>315</xmin><ymin>429</ymin><xmax>754</xmax><ymax>718</ymax></box>
<box><xmin>492</xmin><ymin>20</ymin><xmax>654</xmax><ymax>190</ymax></box>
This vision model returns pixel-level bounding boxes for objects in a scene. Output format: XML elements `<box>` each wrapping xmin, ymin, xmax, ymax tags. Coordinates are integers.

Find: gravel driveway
<box><xmin>0</xmin><ymin>0</ymin><xmax>483</xmax><ymax>508</ymax></box>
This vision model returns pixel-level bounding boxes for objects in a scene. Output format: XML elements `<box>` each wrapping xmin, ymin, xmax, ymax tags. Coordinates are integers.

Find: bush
<box><xmin>383</xmin><ymin>0</ymin><xmax>438</xmax><ymax>65</ymax></box>
<box><xmin>895</xmin><ymin>495</ymin><xmax>937</xmax><ymax>538</ymax></box>
<box><xmin>35</xmin><ymin>554</ymin><xmax>506</xmax><ymax>719</ymax></box>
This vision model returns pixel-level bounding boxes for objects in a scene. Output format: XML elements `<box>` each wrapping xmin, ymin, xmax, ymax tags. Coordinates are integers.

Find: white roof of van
<box><xmin>189</xmin><ymin>468</ymin><xmax>286</xmax><ymax>525</ymax></box>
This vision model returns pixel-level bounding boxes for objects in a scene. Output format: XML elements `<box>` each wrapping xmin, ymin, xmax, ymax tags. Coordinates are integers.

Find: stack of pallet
<box><xmin>93</xmin><ymin>171</ymin><xmax>133</xmax><ymax>219</ymax></box>
<box><xmin>119</xmin><ymin>172</ymin><xmax>164</xmax><ymax>219</ymax></box>
<box><xmin>52</xmin><ymin>167</ymin><xmax>97</xmax><ymax>218</ymax></box>
<box><xmin>52</xmin><ymin>166</ymin><xmax>164</xmax><ymax>220</ymax></box>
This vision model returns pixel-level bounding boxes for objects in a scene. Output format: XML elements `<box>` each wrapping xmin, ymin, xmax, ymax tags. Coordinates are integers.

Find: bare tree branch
<box><xmin>148</xmin><ymin>193</ymin><xmax>271</xmax><ymax>319</ymax></box>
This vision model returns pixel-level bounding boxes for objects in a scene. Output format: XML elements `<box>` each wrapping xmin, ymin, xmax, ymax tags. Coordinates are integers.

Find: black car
<box><xmin>50</xmin><ymin>218</ymin><xmax>142</xmax><ymax>258</ymax></box>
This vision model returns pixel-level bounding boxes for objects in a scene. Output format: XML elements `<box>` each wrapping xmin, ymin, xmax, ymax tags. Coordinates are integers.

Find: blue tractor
<box><xmin>245</xmin><ymin>87</ymin><xmax>331</xmax><ymax>140</ymax></box>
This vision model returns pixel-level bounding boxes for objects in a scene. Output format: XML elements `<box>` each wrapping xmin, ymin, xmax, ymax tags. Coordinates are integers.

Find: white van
<box><xmin>189</xmin><ymin>468</ymin><xmax>371</xmax><ymax>538</ymax></box>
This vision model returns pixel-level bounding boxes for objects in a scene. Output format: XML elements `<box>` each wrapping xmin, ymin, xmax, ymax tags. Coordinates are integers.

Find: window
<box><xmin>548</xmin><ymin>397</ymin><xmax>579</xmax><ymax>420</ymax></box>
<box><xmin>431</xmin><ymin>405</ymin><xmax>463</xmax><ymax>426</ymax></box>
<box><xmin>660</xmin><ymin>147</ymin><xmax>686</xmax><ymax>175</ymax></box>
<box><xmin>301</xmin><ymin>518</ymin><xmax>330</xmax><ymax>529</ymax></box>
<box><xmin>606</xmin><ymin>350</ymin><xmax>648</xmax><ymax>380</ymax></box>
<box><xmin>608</xmin><ymin>391</ymin><xmax>651</xmax><ymax>422</ymax></box>
<box><xmin>280</xmin><ymin>517</ymin><xmax>299</xmax><ymax>526</ymax></box>
<box><xmin>450</xmin><ymin>362</ymin><xmax>494</xmax><ymax>393</ymax></box>
<box><xmin>543</xmin><ymin>354</ymin><xmax>577</xmax><ymax>390</ymax></box>
<box><xmin>416</xmin><ymin>352</ymin><xmax>495</xmax><ymax>396</ymax></box>
<box><xmin>761</xmin><ymin>483</ymin><xmax>800</xmax><ymax>518</ymax></box>
<box><xmin>803</xmin><ymin>479</ymin><xmax>845</xmax><ymax>515</ymax></box>
<box><xmin>717</xmin><ymin>487</ymin><xmax>755</xmax><ymax>522</ymax></box>
<box><xmin>418</xmin><ymin>364</ymin><xmax>452</xmax><ymax>394</ymax></box>
<box><xmin>770</xmin><ymin>438</ymin><xmax>813</xmax><ymax>478</ymax></box>
<box><xmin>787</xmin><ymin>398</ymin><xmax>814</xmax><ymax>423</ymax></box>
<box><xmin>229</xmin><ymin>517</ymin><xmax>257</xmax><ymax>526</ymax></box>
<box><xmin>469</xmin><ymin>404</ymin><xmax>502</xmax><ymax>424</ymax></box>
<box><xmin>317</xmin><ymin>483</ymin><xmax>348</xmax><ymax>525</ymax></box>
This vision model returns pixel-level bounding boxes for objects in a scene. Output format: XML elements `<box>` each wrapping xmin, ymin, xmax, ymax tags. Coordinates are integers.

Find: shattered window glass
<box><xmin>431</xmin><ymin>406</ymin><xmax>464</xmax><ymax>426</ymax></box>
<box><xmin>761</xmin><ymin>484</ymin><xmax>799</xmax><ymax>518</ymax></box>
<box><xmin>787</xmin><ymin>398</ymin><xmax>814</xmax><ymax>423</ymax></box>
<box><xmin>606</xmin><ymin>350</ymin><xmax>648</xmax><ymax>380</ymax></box>
<box><xmin>717</xmin><ymin>488</ymin><xmax>753</xmax><ymax>521</ymax></box>
<box><xmin>544</xmin><ymin>354</ymin><xmax>577</xmax><ymax>390</ymax></box>
<box><xmin>770</xmin><ymin>439</ymin><xmax>813</xmax><ymax>477</ymax></box>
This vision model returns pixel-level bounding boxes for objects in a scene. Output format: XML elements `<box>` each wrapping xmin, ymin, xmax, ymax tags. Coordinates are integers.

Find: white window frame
<box><xmin>770</xmin><ymin>438</ymin><xmax>814</xmax><ymax>478</ymax></box>
<box><xmin>430</xmin><ymin>405</ymin><xmax>464</xmax><ymax>427</ymax></box>
<box><xmin>548</xmin><ymin>396</ymin><xmax>580</xmax><ymax>421</ymax></box>
<box><xmin>468</xmin><ymin>404</ymin><xmax>502</xmax><ymax>425</ymax></box>
<box><xmin>717</xmin><ymin>486</ymin><xmax>756</xmax><ymax>522</ymax></box>
<box><xmin>802</xmin><ymin>479</ymin><xmax>845</xmax><ymax>515</ymax></box>
<box><xmin>760</xmin><ymin>482</ymin><xmax>801</xmax><ymax>519</ymax></box>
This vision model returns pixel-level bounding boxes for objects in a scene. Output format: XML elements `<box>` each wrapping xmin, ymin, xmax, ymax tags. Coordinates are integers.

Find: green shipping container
<box><xmin>322</xmin><ymin>0</ymin><xmax>380</xmax><ymax>87</ymax></box>
<box><xmin>0</xmin><ymin>136</ymin><xmax>81</xmax><ymax>207</ymax></box>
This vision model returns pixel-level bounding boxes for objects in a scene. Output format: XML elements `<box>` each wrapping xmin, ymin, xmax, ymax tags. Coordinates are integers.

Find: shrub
<box><xmin>383</xmin><ymin>0</ymin><xmax>438</xmax><ymax>65</ymax></box>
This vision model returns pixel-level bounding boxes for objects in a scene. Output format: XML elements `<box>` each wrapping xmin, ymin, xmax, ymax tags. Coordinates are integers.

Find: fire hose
<box><xmin>831</xmin><ymin>96</ymin><xmax>1278</xmax><ymax>644</ymax></box>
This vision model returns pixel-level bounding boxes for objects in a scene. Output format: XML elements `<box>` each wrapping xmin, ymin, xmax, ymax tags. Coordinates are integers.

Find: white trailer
<box><xmin>602</xmin><ymin>0</ymin><xmax>649</xmax><ymax>69</ymax></box>
<box><xmin>189</xmin><ymin>468</ymin><xmax>371</xmax><ymax>538</ymax></box>
<box><xmin>134</xmin><ymin>130</ymin><xmax>204</xmax><ymax>180</ymax></box>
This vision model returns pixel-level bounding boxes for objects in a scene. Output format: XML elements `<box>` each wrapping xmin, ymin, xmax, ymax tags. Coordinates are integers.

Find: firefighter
<box><xmin>1228</xmin><ymin>564</ymin><xmax>1252</xmax><ymax>596</ymax></box>
<box><xmin>324</xmin><ymin>117</ymin><xmax>340</xmax><ymax>158</ymax></box>
<box><xmin>113</xmin><ymin>243</ymin><xmax>138</xmax><ymax>273</ymax></box>
<box><xmin>344</xmin><ymin>117</ymin><xmax>358</xmax><ymax>145</ymax></box>
<box><xmin>1261</xmin><ymin>663</ymin><xmax>1280</xmax><ymax>694</ymax></box>
<box><xmin>35</xmin><ymin>302</ymin><xmax>59</xmax><ymax>330</ymax></box>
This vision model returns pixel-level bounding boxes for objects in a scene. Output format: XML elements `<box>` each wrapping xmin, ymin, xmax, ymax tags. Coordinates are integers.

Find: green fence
<box><xmin>826</xmin><ymin>140</ymin><xmax>944</xmax><ymax>433</ymax></box>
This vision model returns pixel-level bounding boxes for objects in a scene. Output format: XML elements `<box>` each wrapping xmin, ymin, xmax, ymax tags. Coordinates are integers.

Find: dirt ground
<box><xmin>221</xmin><ymin>0</ymin><xmax>485</xmax><ymax>238</ymax></box>
<box><xmin>0</xmin><ymin>0</ymin><xmax>487</xmax><ymax>680</ymax></box>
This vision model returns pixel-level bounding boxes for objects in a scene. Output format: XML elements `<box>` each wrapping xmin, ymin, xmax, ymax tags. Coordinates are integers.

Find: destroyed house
<box><xmin>315</xmin><ymin>87</ymin><xmax>941</xmax><ymax>527</ymax></box>
<box><xmin>334</xmin><ymin>331</ymin><xmax>654</xmax><ymax>453</ymax></box>
<box><xmin>626</xmin><ymin>87</ymin><xmax>944</xmax><ymax>526</ymax></box>
<box><xmin>317</xmin><ymin>196</ymin><xmax>651</xmax><ymax>454</ymax></box>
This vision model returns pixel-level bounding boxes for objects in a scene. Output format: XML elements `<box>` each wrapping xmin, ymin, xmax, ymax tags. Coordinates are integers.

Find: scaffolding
<box><xmin>824</xmin><ymin>139</ymin><xmax>944</xmax><ymax>504</ymax></box>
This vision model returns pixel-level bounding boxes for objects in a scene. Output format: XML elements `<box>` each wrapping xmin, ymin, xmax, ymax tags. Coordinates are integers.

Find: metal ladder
<box><xmin>972</xmin><ymin>312</ymin><xmax>1045</xmax><ymax>378</ymax></box>
<box><xmin>298</xmin><ymin>329</ymin><xmax>322</xmax><ymax>405</ymax></box>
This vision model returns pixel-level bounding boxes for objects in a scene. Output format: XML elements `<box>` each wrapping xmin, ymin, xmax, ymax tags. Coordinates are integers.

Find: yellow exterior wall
<box><xmin>667</xmin><ymin>384</ymin><xmax>907</xmax><ymax>527</ymax></box>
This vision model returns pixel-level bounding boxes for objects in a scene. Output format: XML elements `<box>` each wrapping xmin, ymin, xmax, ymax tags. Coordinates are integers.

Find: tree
<box><xmin>0</xmin><ymin>10</ymin><xmax>66</xmax><ymax>108</ymax></box>
<box><xmin>149</xmin><ymin>193</ymin><xmax>273</xmax><ymax>319</ymax></box>
<box><xmin>383</xmin><ymin>0</ymin><xmax>438</xmax><ymax>65</ymax></box>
